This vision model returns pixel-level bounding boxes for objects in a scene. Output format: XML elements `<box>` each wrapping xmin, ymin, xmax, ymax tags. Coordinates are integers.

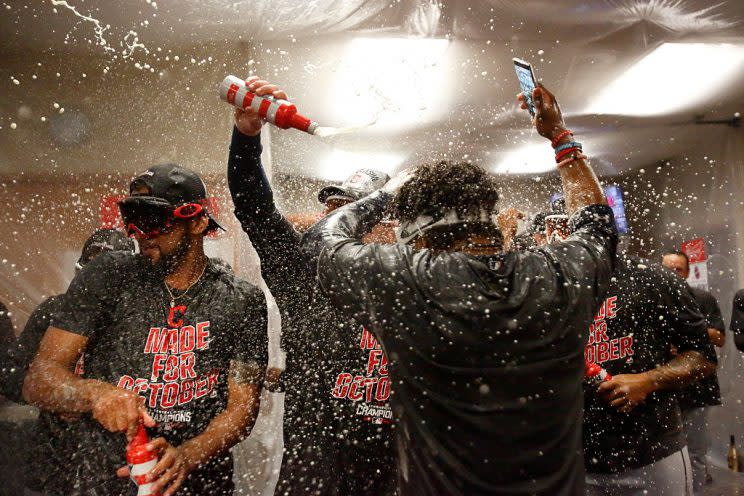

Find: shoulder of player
<box><xmin>735</xmin><ymin>289</ymin><xmax>744</xmax><ymax>304</ymax></box>
<box><xmin>208</xmin><ymin>267</ymin><xmax>263</xmax><ymax>302</ymax></box>
<box><xmin>29</xmin><ymin>294</ymin><xmax>65</xmax><ymax>319</ymax></box>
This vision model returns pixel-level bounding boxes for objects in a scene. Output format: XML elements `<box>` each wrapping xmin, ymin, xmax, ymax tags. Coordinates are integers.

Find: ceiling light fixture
<box><xmin>586</xmin><ymin>43</ymin><xmax>744</xmax><ymax>116</ymax></box>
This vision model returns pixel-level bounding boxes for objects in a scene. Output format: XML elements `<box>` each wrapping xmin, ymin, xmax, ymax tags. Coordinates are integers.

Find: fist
<box><xmin>91</xmin><ymin>384</ymin><xmax>154</xmax><ymax>438</ymax></box>
<box><xmin>234</xmin><ymin>76</ymin><xmax>289</xmax><ymax>136</ymax></box>
<box><xmin>517</xmin><ymin>83</ymin><xmax>567</xmax><ymax>142</ymax></box>
<box><xmin>597</xmin><ymin>373</ymin><xmax>655</xmax><ymax>413</ymax></box>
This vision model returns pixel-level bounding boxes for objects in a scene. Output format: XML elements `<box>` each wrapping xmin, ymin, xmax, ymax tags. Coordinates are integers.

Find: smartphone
<box><xmin>513</xmin><ymin>58</ymin><xmax>537</xmax><ymax>116</ymax></box>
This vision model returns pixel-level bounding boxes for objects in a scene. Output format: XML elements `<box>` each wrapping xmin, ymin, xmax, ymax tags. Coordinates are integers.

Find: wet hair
<box><xmin>389</xmin><ymin>161</ymin><xmax>500</xmax><ymax>223</ymax></box>
<box><xmin>388</xmin><ymin>160</ymin><xmax>501</xmax><ymax>249</ymax></box>
<box><xmin>663</xmin><ymin>250</ymin><xmax>689</xmax><ymax>268</ymax></box>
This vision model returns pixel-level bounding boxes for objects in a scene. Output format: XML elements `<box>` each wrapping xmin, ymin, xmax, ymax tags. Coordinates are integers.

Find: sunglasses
<box><xmin>118</xmin><ymin>197</ymin><xmax>204</xmax><ymax>239</ymax></box>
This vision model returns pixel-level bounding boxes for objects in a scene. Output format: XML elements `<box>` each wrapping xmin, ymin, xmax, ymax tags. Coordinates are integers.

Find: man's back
<box><xmin>309</xmin><ymin>203</ymin><xmax>617</xmax><ymax>495</ymax></box>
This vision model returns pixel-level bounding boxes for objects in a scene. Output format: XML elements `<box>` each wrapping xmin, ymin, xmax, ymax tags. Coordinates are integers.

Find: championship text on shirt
<box><xmin>331</xmin><ymin>327</ymin><xmax>393</xmax><ymax>424</ymax></box>
<box><xmin>585</xmin><ymin>296</ymin><xmax>635</xmax><ymax>364</ymax></box>
<box><xmin>116</xmin><ymin>321</ymin><xmax>220</xmax><ymax>417</ymax></box>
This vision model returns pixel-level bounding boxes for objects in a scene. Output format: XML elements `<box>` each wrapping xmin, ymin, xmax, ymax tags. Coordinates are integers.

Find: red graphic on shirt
<box><xmin>167</xmin><ymin>305</ymin><xmax>187</xmax><ymax>328</ymax></box>
<box><xmin>584</xmin><ymin>296</ymin><xmax>634</xmax><ymax>364</ymax></box>
<box><xmin>331</xmin><ymin>327</ymin><xmax>394</xmax><ymax>424</ymax></box>
<box><xmin>117</xmin><ymin>321</ymin><xmax>219</xmax><ymax>414</ymax></box>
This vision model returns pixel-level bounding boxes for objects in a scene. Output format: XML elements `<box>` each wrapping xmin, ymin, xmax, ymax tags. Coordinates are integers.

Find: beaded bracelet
<box><xmin>554</xmin><ymin>141</ymin><xmax>582</xmax><ymax>153</ymax></box>
<box><xmin>551</xmin><ymin>130</ymin><xmax>573</xmax><ymax>148</ymax></box>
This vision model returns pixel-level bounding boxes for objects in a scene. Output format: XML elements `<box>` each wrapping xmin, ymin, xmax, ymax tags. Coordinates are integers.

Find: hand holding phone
<box><xmin>513</xmin><ymin>58</ymin><xmax>537</xmax><ymax>116</ymax></box>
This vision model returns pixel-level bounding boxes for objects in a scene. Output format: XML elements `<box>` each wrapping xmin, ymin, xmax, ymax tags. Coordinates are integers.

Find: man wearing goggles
<box><xmin>24</xmin><ymin>164</ymin><xmax>269</xmax><ymax>496</ymax></box>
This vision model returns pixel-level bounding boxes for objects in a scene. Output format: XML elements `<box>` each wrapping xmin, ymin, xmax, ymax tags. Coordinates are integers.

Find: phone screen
<box><xmin>513</xmin><ymin>59</ymin><xmax>536</xmax><ymax>116</ymax></box>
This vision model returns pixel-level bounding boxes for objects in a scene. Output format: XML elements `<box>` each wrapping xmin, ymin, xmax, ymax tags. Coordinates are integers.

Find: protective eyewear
<box><xmin>119</xmin><ymin>197</ymin><xmax>204</xmax><ymax>239</ymax></box>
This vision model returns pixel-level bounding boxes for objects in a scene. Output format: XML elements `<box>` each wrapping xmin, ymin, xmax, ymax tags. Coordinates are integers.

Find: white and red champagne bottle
<box><xmin>127</xmin><ymin>424</ymin><xmax>161</xmax><ymax>496</ymax></box>
<box><xmin>584</xmin><ymin>361</ymin><xmax>612</xmax><ymax>387</ymax></box>
<box><xmin>219</xmin><ymin>75</ymin><xmax>319</xmax><ymax>134</ymax></box>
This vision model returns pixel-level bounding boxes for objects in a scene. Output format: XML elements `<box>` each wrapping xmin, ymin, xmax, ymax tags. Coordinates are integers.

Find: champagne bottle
<box><xmin>127</xmin><ymin>424</ymin><xmax>162</xmax><ymax>496</ymax></box>
<box><xmin>584</xmin><ymin>361</ymin><xmax>612</xmax><ymax>387</ymax></box>
<box><xmin>728</xmin><ymin>435</ymin><xmax>739</xmax><ymax>472</ymax></box>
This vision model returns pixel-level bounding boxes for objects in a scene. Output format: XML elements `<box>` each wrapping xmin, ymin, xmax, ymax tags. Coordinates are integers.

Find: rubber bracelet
<box><xmin>551</xmin><ymin>130</ymin><xmax>573</xmax><ymax>148</ymax></box>
<box><xmin>554</xmin><ymin>141</ymin><xmax>582</xmax><ymax>153</ymax></box>
<box><xmin>557</xmin><ymin>153</ymin><xmax>587</xmax><ymax>169</ymax></box>
<box><xmin>555</xmin><ymin>147</ymin><xmax>581</xmax><ymax>162</ymax></box>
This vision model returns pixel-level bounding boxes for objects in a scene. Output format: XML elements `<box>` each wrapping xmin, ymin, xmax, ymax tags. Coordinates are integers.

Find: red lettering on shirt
<box><xmin>332</xmin><ymin>373</ymin><xmax>353</xmax><ymax>398</ymax></box>
<box><xmin>196</xmin><ymin>322</ymin><xmax>211</xmax><ymax>350</ymax></box>
<box><xmin>376</xmin><ymin>377</ymin><xmax>391</xmax><ymax>402</ymax></box>
<box><xmin>359</xmin><ymin>328</ymin><xmax>380</xmax><ymax>350</ymax></box>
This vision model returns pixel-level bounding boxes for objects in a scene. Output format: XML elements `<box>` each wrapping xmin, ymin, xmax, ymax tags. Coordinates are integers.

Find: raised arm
<box><xmin>227</xmin><ymin>77</ymin><xmax>304</xmax><ymax>290</ymax></box>
<box><xmin>518</xmin><ymin>84</ymin><xmax>606</xmax><ymax>213</ymax></box>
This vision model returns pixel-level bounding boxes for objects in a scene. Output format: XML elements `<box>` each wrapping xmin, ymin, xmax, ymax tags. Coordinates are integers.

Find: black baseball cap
<box><xmin>121</xmin><ymin>164</ymin><xmax>224</xmax><ymax>232</ymax></box>
<box><xmin>76</xmin><ymin>228</ymin><xmax>135</xmax><ymax>269</ymax></box>
<box><xmin>318</xmin><ymin>169</ymin><xmax>391</xmax><ymax>204</ymax></box>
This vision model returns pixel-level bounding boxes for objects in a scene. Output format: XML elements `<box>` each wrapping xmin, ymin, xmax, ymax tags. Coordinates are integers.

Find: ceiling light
<box><xmin>492</xmin><ymin>141</ymin><xmax>558</xmax><ymax>175</ymax></box>
<box><xmin>586</xmin><ymin>43</ymin><xmax>744</xmax><ymax>116</ymax></box>
<box><xmin>323</xmin><ymin>37</ymin><xmax>451</xmax><ymax>132</ymax></box>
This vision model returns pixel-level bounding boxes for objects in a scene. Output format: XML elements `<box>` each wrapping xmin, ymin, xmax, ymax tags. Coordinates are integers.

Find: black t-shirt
<box><xmin>306</xmin><ymin>199</ymin><xmax>618</xmax><ymax>496</ymax></box>
<box><xmin>583</xmin><ymin>255</ymin><xmax>711</xmax><ymax>474</ymax></box>
<box><xmin>731</xmin><ymin>290</ymin><xmax>744</xmax><ymax>351</ymax></box>
<box><xmin>50</xmin><ymin>252</ymin><xmax>268</xmax><ymax>496</ymax></box>
<box><xmin>677</xmin><ymin>287</ymin><xmax>724</xmax><ymax>409</ymax></box>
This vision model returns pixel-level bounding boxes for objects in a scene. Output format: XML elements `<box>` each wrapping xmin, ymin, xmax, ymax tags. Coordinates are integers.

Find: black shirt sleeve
<box><xmin>0</xmin><ymin>301</ymin><xmax>14</xmax><ymax>349</ymax></box>
<box><xmin>731</xmin><ymin>290</ymin><xmax>744</xmax><ymax>351</ymax></box>
<box><xmin>0</xmin><ymin>296</ymin><xmax>62</xmax><ymax>402</ymax></box>
<box><xmin>227</xmin><ymin>128</ymin><xmax>307</xmax><ymax>293</ymax></box>
<box><xmin>233</xmin><ymin>285</ymin><xmax>269</xmax><ymax>372</ymax></box>
<box><xmin>303</xmin><ymin>191</ymin><xmax>421</xmax><ymax>328</ymax></box>
<box><xmin>653</xmin><ymin>266</ymin><xmax>713</xmax><ymax>361</ymax></box>
<box><xmin>538</xmin><ymin>204</ymin><xmax>618</xmax><ymax>300</ymax></box>
<box><xmin>694</xmin><ymin>289</ymin><xmax>725</xmax><ymax>332</ymax></box>
<box><xmin>54</xmin><ymin>252</ymin><xmax>123</xmax><ymax>339</ymax></box>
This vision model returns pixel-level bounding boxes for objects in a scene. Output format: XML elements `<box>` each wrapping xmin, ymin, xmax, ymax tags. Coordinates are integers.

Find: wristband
<box><xmin>551</xmin><ymin>130</ymin><xmax>573</xmax><ymax>148</ymax></box>
<box><xmin>554</xmin><ymin>141</ymin><xmax>582</xmax><ymax>153</ymax></box>
<box><xmin>557</xmin><ymin>153</ymin><xmax>587</xmax><ymax>169</ymax></box>
<box><xmin>555</xmin><ymin>147</ymin><xmax>581</xmax><ymax>162</ymax></box>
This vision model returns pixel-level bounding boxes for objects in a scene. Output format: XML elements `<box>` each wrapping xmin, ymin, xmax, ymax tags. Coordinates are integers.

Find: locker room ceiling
<box><xmin>1</xmin><ymin>0</ymin><xmax>743</xmax><ymax>180</ymax></box>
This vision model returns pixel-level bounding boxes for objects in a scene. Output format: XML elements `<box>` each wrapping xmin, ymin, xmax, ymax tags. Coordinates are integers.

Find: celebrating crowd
<box><xmin>1</xmin><ymin>76</ymin><xmax>743</xmax><ymax>496</ymax></box>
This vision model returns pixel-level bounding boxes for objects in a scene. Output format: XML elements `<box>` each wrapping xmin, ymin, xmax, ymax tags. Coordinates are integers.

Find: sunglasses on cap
<box><xmin>118</xmin><ymin>197</ymin><xmax>205</xmax><ymax>239</ymax></box>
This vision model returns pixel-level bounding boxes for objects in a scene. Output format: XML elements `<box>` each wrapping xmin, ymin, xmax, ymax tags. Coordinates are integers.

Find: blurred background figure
<box><xmin>662</xmin><ymin>251</ymin><xmax>726</xmax><ymax>495</ymax></box>
<box><xmin>0</xmin><ymin>229</ymin><xmax>134</xmax><ymax>495</ymax></box>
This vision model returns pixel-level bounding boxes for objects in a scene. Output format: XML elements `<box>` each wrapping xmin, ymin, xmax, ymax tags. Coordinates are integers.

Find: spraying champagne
<box><xmin>219</xmin><ymin>75</ymin><xmax>319</xmax><ymax>134</ymax></box>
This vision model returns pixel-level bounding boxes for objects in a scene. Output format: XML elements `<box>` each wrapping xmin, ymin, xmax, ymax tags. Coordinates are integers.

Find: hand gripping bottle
<box><xmin>127</xmin><ymin>424</ymin><xmax>161</xmax><ymax>496</ymax></box>
<box><xmin>219</xmin><ymin>75</ymin><xmax>319</xmax><ymax>134</ymax></box>
<box><xmin>584</xmin><ymin>361</ymin><xmax>612</xmax><ymax>387</ymax></box>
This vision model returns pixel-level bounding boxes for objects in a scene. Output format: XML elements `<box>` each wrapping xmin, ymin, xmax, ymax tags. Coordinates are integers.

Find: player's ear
<box><xmin>188</xmin><ymin>215</ymin><xmax>209</xmax><ymax>235</ymax></box>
